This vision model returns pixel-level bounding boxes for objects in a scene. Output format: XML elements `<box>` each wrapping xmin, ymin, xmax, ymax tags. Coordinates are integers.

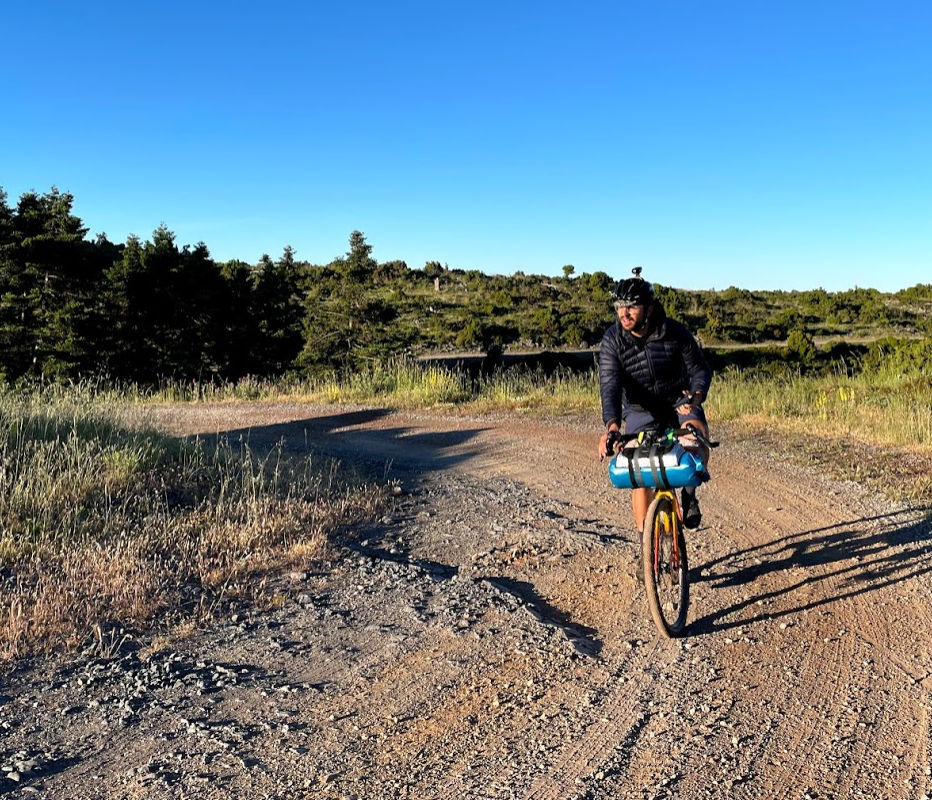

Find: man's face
<box><xmin>616</xmin><ymin>302</ymin><xmax>650</xmax><ymax>334</ymax></box>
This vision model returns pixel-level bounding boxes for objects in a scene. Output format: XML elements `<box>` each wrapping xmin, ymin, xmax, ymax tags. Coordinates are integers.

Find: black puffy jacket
<box><xmin>599</xmin><ymin>303</ymin><xmax>711</xmax><ymax>428</ymax></box>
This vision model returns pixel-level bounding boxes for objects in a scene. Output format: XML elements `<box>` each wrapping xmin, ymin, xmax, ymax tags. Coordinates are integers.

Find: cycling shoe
<box><xmin>681</xmin><ymin>490</ymin><xmax>702</xmax><ymax>530</ymax></box>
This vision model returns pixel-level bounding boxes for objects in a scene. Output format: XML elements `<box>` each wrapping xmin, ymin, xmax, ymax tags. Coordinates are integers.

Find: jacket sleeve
<box><xmin>599</xmin><ymin>325</ymin><xmax>623</xmax><ymax>428</ymax></box>
<box><xmin>680</xmin><ymin>328</ymin><xmax>712</xmax><ymax>397</ymax></box>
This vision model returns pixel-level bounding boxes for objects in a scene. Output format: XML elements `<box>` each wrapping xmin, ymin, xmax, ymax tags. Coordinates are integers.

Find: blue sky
<box><xmin>2</xmin><ymin>1</ymin><xmax>929</xmax><ymax>292</ymax></box>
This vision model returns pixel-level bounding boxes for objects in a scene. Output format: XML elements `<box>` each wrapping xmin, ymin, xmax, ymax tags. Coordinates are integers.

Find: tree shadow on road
<box><xmin>688</xmin><ymin>506</ymin><xmax>932</xmax><ymax>635</ymax></box>
<box><xmin>183</xmin><ymin>407</ymin><xmax>602</xmax><ymax>657</ymax></box>
<box><xmin>344</xmin><ymin>520</ymin><xmax>604</xmax><ymax>659</ymax></box>
<box><xmin>347</xmin><ymin>534</ymin><xmax>459</xmax><ymax>581</ymax></box>
<box><xmin>190</xmin><ymin>407</ymin><xmax>493</xmax><ymax>479</ymax></box>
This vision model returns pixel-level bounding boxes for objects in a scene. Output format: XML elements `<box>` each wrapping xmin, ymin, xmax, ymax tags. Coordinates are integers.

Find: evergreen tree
<box><xmin>102</xmin><ymin>234</ymin><xmax>157</xmax><ymax>380</ymax></box>
<box><xmin>251</xmin><ymin>247</ymin><xmax>304</xmax><ymax>374</ymax></box>
<box><xmin>218</xmin><ymin>258</ymin><xmax>261</xmax><ymax>380</ymax></box>
<box><xmin>0</xmin><ymin>188</ymin><xmax>96</xmax><ymax>379</ymax></box>
<box><xmin>298</xmin><ymin>231</ymin><xmax>410</xmax><ymax>372</ymax></box>
<box><xmin>341</xmin><ymin>230</ymin><xmax>376</xmax><ymax>283</ymax></box>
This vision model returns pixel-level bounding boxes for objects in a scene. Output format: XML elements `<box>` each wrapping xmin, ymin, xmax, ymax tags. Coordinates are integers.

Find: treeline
<box><xmin>2</xmin><ymin>187</ymin><xmax>930</xmax><ymax>384</ymax></box>
<box><xmin>0</xmin><ymin>188</ymin><xmax>305</xmax><ymax>382</ymax></box>
<box><xmin>671</xmin><ymin>284</ymin><xmax>932</xmax><ymax>344</ymax></box>
<box><xmin>0</xmin><ymin>187</ymin><xmax>621</xmax><ymax>382</ymax></box>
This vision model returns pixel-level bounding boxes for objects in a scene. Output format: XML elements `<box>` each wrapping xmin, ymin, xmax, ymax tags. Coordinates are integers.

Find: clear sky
<box><xmin>2</xmin><ymin>1</ymin><xmax>929</xmax><ymax>292</ymax></box>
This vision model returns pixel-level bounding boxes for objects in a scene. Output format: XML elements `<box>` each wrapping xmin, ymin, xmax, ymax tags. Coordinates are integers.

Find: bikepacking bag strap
<box><xmin>626</xmin><ymin>442</ymin><xmax>642</xmax><ymax>488</ymax></box>
<box><xmin>623</xmin><ymin>436</ymin><xmax>673</xmax><ymax>490</ymax></box>
<box><xmin>649</xmin><ymin>441</ymin><xmax>671</xmax><ymax>489</ymax></box>
<box><xmin>625</xmin><ymin>438</ymin><xmax>652</xmax><ymax>488</ymax></box>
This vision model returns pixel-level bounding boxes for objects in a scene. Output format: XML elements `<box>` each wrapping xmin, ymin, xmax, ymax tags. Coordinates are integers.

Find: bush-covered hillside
<box><xmin>1</xmin><ymin>187</ymin><xmax>929</xmax><ymax>382</ymax></box>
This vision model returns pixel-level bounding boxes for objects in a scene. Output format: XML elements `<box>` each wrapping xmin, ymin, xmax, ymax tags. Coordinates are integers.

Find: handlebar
<box><xmin>603</xmin><ymin>395</ymin><xmax>717</xmax><ymax>459</ymax></box>
<box><xmin>605</xmin><ymin>423</ymin><xmax>719</xmax><ymax>456</ymax></box>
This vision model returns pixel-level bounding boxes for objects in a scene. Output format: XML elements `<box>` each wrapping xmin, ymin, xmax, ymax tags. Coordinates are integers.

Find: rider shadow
<box><xmin>480</xmin><ymin>576</ymin><xmax>603</xmax><ymax>658</ymax></box>
<box><xmin>688</xmin><ymin>507</ymin><xmax>932</xmax><ymax>635</ymax></box>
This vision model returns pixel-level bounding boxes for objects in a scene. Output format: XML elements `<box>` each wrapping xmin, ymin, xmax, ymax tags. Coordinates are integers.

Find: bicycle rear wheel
<box><xmin>642</xmin><ymin>494</ymin><xmax>689</xmax><ymax>637</ymax></box>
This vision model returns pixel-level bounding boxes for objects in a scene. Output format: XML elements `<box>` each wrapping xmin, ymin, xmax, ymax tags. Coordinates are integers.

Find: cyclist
<box><xmin>597</xmin><ymin>268</ymin><xmax>712</xmax><ymax>532</ymax></box>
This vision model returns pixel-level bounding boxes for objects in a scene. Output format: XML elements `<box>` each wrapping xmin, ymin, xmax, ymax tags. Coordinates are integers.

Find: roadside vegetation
<box><xmin>0</xmin><ymin>383</ymin><xmax>387</xmax><ymax>662</ymax></box>
<box><xmin>143</xmin><ymin>338</ymin><xmax>932</xmax><ymax>444</ymax></box>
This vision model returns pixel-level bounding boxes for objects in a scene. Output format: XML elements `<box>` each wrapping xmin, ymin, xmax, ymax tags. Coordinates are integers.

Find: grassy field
<box><xmin>143</xmin><ymin>358</ymin><xmax>932</xmax><ymax>509</ymax></box>
<box><xmin>145</xmin><ymin>358</ymin><xmax>932</xmax><ymax>446</ymax></box>
<box><xmin>1</xmin><ymin>361</ymin><xmax>928</xmax><ymax>661</ymax></box>
<box><xmin>0</xmin><ymin>383</ymin><xmax>387</xmax><ymax>662</ymax></box>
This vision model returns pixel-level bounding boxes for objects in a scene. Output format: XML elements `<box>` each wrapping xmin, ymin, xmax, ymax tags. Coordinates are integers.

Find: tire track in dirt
<box><xmin>24</xmin><ymin>403</ymin><xmax>922</xmax><ymax>800</ymax></box>
<box><xmin>519</xmin><ymin>642</ymin><xmax>673</xmax><ymax>800</ymax></box>
<box><xmin>682</xmin><ymin>447</ymin><xmax>931</xmax><ymax>798</ymax></box>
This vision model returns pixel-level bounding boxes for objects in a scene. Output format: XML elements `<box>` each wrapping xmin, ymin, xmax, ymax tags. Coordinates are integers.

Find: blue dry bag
<box><xmin>608</xmin><ymin>440</ymin><xmax>707</xmax><ymax>490</ymax></box>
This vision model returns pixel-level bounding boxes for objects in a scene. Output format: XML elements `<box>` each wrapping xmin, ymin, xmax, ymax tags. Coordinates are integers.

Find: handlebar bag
<box><xmin>608</xmin><ymin>440</ymin><xmax>707</xmax><ymax>490</ymax></box>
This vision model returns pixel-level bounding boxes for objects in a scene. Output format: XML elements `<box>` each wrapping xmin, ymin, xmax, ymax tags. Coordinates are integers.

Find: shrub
<box><xmin>786</xmin><ymin>329</ymin><xmax>817</xmax><ymax>365</ymax></box>
<box><xmin>861</xmin><ymin>337</ymin><xmax>932</xmax><ymax>377</ymax></box>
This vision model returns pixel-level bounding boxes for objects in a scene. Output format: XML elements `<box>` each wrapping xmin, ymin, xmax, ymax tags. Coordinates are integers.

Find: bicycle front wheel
<box><xmin>642</xmin><ymin>494</ymin><xmax>689</xmax><ymax>637</ymax></box>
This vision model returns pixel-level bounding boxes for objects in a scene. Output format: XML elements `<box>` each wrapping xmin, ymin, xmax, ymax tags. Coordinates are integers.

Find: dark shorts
<box><xmin>623</xmin><ymin>405</ymin><xmax>709</xmax><ymax>436</ymax></box>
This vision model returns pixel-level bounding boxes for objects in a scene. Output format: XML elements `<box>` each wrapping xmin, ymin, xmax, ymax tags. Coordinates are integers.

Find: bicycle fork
<box><xmin>654</xmin><ymin>491</ymin><xmax>683</xmax><ymax>575</ymax></box>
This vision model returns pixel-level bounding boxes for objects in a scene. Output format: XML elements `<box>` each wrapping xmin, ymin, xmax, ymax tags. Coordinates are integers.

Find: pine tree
<box><xmin>0</xmin><ymin>188</ymin><xmax>96</xmax><ymax>379</ymax></box>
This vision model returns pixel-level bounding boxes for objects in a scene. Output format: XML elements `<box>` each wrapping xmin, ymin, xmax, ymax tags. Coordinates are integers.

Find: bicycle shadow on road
<box><xmin>688</xmin><ymin>506</ymin><xmax>932</xmax><ymax>635</ymax></box>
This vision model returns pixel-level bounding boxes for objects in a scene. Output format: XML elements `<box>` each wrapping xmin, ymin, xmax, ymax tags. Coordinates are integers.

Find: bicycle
<box><xmin>605</xmin><ymin>423</ymin><xmax>718</xmax><ymax>637</ymax></box>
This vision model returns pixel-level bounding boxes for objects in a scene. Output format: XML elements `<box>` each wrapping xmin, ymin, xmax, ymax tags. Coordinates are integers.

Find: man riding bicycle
<box><xmin>597</xmin><ymin>268</ymin><xmax>712</xmax><ymax>533</ymax></box>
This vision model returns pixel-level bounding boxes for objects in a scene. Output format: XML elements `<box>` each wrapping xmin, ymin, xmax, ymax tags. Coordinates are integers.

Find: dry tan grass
<box><xmin>0</xmin><ymin>385</ymin><xmax>388</xmax><ymax>662</ymax></box>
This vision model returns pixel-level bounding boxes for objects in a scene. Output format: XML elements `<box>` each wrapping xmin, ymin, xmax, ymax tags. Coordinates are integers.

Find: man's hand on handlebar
<box><xmin>680</xmin><ymin>423</ymin><xmax>718</xmax><ymax>450</ymax></box>
<box><xmin>599</xmin><ymin>424</ymin><xmax>621</xmax><ymax>461</ymax></box>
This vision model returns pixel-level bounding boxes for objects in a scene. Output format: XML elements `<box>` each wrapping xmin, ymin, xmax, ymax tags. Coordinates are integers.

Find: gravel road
<box><xmin>1</xmin><ymin>404</ymin><xmax>930</xmax><ymax>799</ymax></box>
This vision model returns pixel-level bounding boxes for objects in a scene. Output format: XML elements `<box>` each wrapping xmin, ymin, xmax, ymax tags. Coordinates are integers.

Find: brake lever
<box><xmin>684</xmin><ymin>423</ymin><xmax>719</xmax><ymax>448</ymax></box>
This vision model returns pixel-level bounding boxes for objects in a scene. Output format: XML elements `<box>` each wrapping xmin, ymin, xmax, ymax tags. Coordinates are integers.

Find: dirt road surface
<box><xmin>2</xmin><ymin>404</ymin><xmax>931</xmax><ymax>799</ymax></box>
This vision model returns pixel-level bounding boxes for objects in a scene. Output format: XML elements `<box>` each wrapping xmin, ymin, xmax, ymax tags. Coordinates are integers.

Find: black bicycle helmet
<box><xmin>612</xmin><ymin>267</ymin><xmax>654</xmax><ymax>305</ymax></box>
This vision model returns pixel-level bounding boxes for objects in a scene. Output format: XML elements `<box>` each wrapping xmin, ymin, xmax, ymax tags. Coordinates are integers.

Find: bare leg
<box><xmin>632</xmin><ymin>487</ymin><xmax>653</xmax><ymax>531</ymax></box>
